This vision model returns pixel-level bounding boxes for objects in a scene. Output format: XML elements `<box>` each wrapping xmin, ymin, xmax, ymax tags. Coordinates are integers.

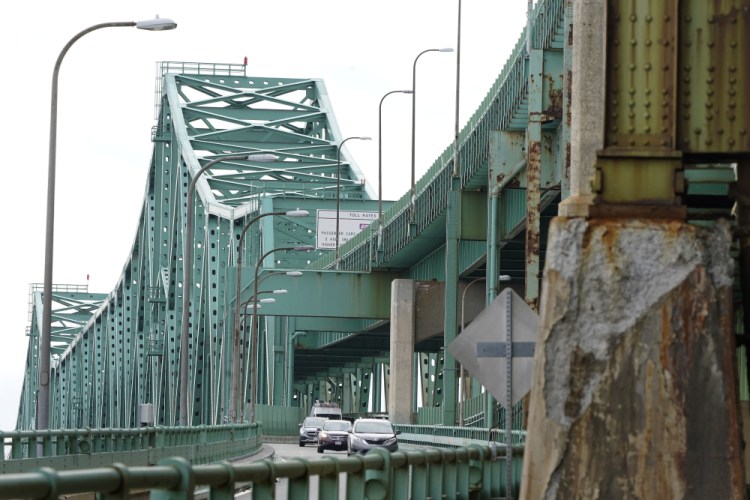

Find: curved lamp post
<box><xmin>179</xmin><ymin>153</ymin><xmax>278</xmax><ymax>426</ymax></box>
<box><xmin>335</xmin><ymin>136</ymin><xmax>371</xmax><ymax>269</ymax></box>
<box><xmin>409</xmin><ymin>47</ymin><xmax>453</xmax><ymax>222</ymax></box>
<box><xmin>230</xmin><ymin>210</ymin><xmax>308</xmax><ymax>422</ymax></box>
<box><xmin>39</xmin><ymin>16</ymin><xmax>177</xmax><ymax>431</ymax></box>
<box><xmin>378</xmin><ymin>90</ymin><xmax>412</xmax><ymax>249</ymax></box>
<box><xmin>247</xmin><ymin>245</ymin><xmax>313</xmax><ymax>422</ymax></box>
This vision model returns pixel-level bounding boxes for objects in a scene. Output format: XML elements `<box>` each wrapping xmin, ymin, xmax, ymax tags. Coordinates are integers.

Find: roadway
<box><xmin>233</xmin><ymin>441</ymin><xmax>421</xmax><ymax>499</ymax></box>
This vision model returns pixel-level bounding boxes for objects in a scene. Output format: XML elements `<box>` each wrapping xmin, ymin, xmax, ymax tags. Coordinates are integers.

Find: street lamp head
<box><xmin>259</xmin><ymin>297</ymin><xmax>276</xmax><ymax>304</ymax></box>
<box><xmin>499</xmin><ymin>275</ymin><xmax>512</xmax><ymax>281</ymax></box>
<box><xmin>247</xmin><ymin>153</ymin><xmax>279</xmax><ymax>162</ymax></box>
<box><xmin>286</xmin><ymin>271</ymin><xmax>303</xmax><ymax>277</ymax></box>
<box><xmin>439</xmin><ymin>48</ymin><xmax>455</xmax><ymax>52</ymax></box>
<box><xmin>272</xmin><ymin>289</ymin><xmax>288</xmax><ymax>294</ymax></box>
<box><xmin>285</xmin><ymin>209</ymin><xmax>309</xmax><ymax>217</ymax></box>
<box><xmin>135</xmin><ymin>16</ymin><xmax>177</xmax><ymax>31</ymax></box>
<box><xmin>293</xmin><ymin>245</ymin><xmax>315</xmax><ymax>251</ymax></box>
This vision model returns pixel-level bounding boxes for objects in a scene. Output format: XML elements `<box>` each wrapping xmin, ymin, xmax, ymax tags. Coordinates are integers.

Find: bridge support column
<box><xmin>520</xmin><ymin>218</ymin><xmax>744</xmax><ymax>498</ymax></box>
<box><xmin>389</xmin><ymin>279</ymin><xmax>416</xmax><ymax>424</ymax></box>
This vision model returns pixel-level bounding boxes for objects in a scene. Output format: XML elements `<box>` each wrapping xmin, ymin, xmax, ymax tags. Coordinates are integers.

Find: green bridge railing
<box><xmin>0</xmin><ymin>445</ymin><xmax>522</xmax><ymax>499</ymax></box>
<box><xmin>0</xmin><ymin>424</ymin><xmax>262</xmax><ymax>474</ymax></box>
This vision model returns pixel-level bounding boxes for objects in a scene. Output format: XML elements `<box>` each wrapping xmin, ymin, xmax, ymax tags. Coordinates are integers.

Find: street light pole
<box><xmin>335</xmin><ymin>136</ymin><xmax>371</xmax><ymax>269</ymax></box>
<box><xmin>180</xmin><ymin>153</ymin><xmax>277</xmax><ymax>426</ymax></box>
<box><xmin>230</xmin><ymin>209</ymin><xmax>307</xmax><ymax>422</ymax></box>
<box><xmin>378</xmin><ymin>90</ymin><xmax>412</xmax><ymax>249</ymax></box>
<box><xmin>409</xmin><ymin>47</ymin><xmax>453</xmax><ymax>222</ymax></box>
<box><xmin>39</xmin><ymin>16</ymin><xmax>177</xmax><ymax>431</ymax></box>
<box><xmin>247</xmin><ymin>245</ymin><xmax>313</xmax><ymax>422</ymax></box>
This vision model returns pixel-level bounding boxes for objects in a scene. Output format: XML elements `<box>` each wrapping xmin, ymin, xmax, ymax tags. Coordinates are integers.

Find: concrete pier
<box><xmin>520</xmin><ymin>217</ymin><xmax>744</xmax><ymax>498</ymax></box>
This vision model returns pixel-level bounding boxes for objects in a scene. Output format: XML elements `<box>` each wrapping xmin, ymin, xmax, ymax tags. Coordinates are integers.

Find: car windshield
<box><xmin>303</xmin><ymin>417</ymin><xmax>325</xmax><ymax>428</ymax></box>
<box><xmin>323</xmin><ymin>420</ymin><xmax>351</xmax><ymax>431</ymax></box>
<box><xmin>354</xmin><ymin>421</ymin><xmax>394</xmax><ymax>434</ymax></box>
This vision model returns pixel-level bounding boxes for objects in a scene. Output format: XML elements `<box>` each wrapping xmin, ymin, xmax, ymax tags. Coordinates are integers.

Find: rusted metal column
<box><xmin>521</xmin><ymin>0</ymin><xmax>749</xmax><ymax>496</ymax></box>
<box><xmin>521</xmin><ymin>218</ymin><xmax>744</xmax><ymax>498</ymax></box>
<box><xmin>525</xmin><ymin>50</ymin><xmax>543</xmax><ymax>312</ymax></box>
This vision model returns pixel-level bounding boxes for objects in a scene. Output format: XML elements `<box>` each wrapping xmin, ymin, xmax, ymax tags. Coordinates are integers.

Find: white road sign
<box><xmin>316</xmin><ymin>209</ymin><xmax>377</xmax><ymax>249</ymax></box>
<box><xmin>448</xmin><ymin>287</ymin><xmax>540</xmax><ymax>408</ymax></box>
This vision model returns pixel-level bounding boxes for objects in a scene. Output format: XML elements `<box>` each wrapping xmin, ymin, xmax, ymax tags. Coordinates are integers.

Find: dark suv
<box><xmin>347</xmin><ymin>418</ymin><xmax>400</xmax><ymax>455</ymax></box>
<box><xmin>317</xmin><ymin>419</ymin><xmax>352</xmax><ymax>453</ymax></box>
<box><xmin>298</xmin><ymin>417</ymin><xmax>326</xmax><ymax>447</ymax></box>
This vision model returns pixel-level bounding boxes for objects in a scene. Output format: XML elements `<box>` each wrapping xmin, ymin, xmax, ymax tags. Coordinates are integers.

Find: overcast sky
<box><xmin>0</xmin><ymin>0</ymin><xmax>530</xmax><ymax>431</ymax></box>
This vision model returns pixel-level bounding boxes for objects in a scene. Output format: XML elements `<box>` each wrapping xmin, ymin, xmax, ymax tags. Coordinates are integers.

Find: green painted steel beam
<box><xmin>248</xmin><ymin>270</ymin><xmax>400</xmax><ymax>319</ymax></box>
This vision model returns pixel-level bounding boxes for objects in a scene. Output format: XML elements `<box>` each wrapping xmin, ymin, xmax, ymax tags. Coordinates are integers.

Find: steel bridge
<box><xmin>6</xmin><ymin>0</ymin><xmax>749</xmax><ymax>497</ymax></box>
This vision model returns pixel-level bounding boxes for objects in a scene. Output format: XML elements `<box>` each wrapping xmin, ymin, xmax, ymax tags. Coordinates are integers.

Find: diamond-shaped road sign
<box><xmin>448</xmin><ymin>287</ymin><xmax>539</xmax><ymax>408</ymax></box>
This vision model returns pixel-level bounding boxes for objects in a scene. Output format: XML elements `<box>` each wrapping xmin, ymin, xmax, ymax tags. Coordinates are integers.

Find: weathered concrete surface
<box><xmin>557</xmin><ymin>0</ymin><xmax>605</xmax><ymax>218</ymax></box>
<box><xmin>521</xmin><ymin>217</ymin><xmax>744</xmax><ymax>499</ymax></box>
<box><xmin>389</xmin><ymin>279</ymin><xmax>416</xmax><ymax>424</ymax></box>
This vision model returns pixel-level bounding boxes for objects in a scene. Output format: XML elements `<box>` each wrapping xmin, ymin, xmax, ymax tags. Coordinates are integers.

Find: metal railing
<box><xmin>0</xmin><ymin>445</ymin><xmax>522</xmax><ymax>499</ymax></box>
<box><xmin>0</xmin><ymin>424</ymin><xmax>262</xmax><ymax>474</ymax></box>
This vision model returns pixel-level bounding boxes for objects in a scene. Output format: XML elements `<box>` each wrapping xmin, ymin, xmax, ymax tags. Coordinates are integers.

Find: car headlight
<box><xmin>319</xmin><ymin>432</ymin><xmax>328</xmax><ymax>439</ymax></box>
<box><xmin>383</xmin><ymin>437</ymin><xmax>397</xmax><ymax>446</ymax></box>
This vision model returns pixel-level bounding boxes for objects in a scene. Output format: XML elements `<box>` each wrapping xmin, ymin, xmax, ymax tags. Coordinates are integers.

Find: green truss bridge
<box><xmin>6</xmin><ymin>0</ymin><xmax>750</xmax><ymax>497</ymax></box>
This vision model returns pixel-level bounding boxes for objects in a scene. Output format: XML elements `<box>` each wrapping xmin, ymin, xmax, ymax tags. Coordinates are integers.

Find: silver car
<box><xmin>298</xmin><ymin>417</ymin><xmax>326</xmax><ymax>446</ymax></box>
<box><xmin>347</xmin><ymin>418</ymin><xmax>400</xmax><ymax>455</ymax></box>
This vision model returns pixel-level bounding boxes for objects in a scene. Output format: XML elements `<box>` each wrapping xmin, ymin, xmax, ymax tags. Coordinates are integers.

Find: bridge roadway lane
<box><xmin>233</xmin><ymin>441</ymin><xmax>422</xmax><ymax>499</ymax></box>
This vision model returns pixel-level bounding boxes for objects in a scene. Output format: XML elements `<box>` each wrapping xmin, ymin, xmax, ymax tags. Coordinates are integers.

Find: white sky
<box><xmin>0</xmin><ymin>0</ymin><xmax>530</xmax><ymax>431</ymax></box>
